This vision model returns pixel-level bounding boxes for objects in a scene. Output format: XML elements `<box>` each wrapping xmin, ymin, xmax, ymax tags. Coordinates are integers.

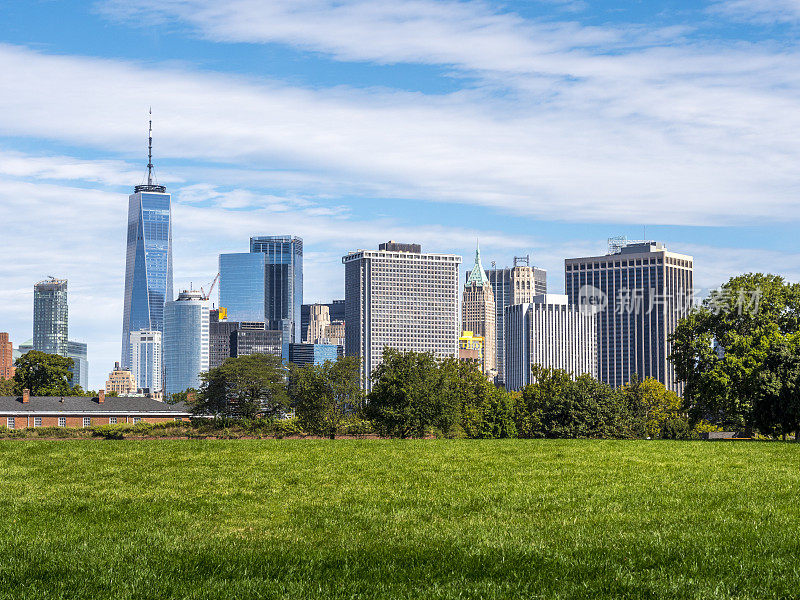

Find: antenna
<box><xmin>147</xmin><ymin>107</ymin><xmax>154</xmax><ymax>186</ymax></box>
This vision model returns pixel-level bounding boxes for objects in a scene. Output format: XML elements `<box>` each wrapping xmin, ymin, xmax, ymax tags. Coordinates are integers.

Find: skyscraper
<box><xmin>462</xmin><ymin>243</ymin><xmax>496</xmax><ymax>378</ymax></box>
<box><xmin>129</xmin><ymin>330</ymin><xmax>162</xmax><ymax>393</ymax></box>
<box><xmin>504</xmin><ymin>295</ymin><xmax>597</xmax><ymax>391</ymax></box>
<box><xmin>33</xmin><ymin>277</ymin><xmax>68</xmax><ymax>356</ymax></box>
<box><xmin>343</xmin><ymin>241</ymin><xmax>461</xmax><ymax>388</ymax></box>
<box><xmin>218</xmin><ymin>235</ymin><xmax>303</xmax><ymax>345</ymax></box>
<box><xmin>67</xmin><ymin>341</ymin><xmax>88</xmax><ymax>390</ymax></box>
<box><xmin>486</xmin><ymin>257</ymin><xmax>547</xmax><ymax>385</ymax></box>
<box><xmin>121</xmin><ymin>115</ymin><xmax>172</xmax><ymax>368</ymax></box>
<box><xmin>564</xmin><ymin>241</ymin><xmax>693</xmax><ymax>394</ymax></box>
<box><xmin>163</xmin><ymin>291</ymin><xmax>209</xmax><ymax>395</ymax></box>
<box><xmin>0</xmin><ymin>333</ymin><xmax>14</xmax><ymax>380</ymax></box>
<box><xmin>251</xmin><ymin>235</ymin><xmax>303</xmax><ymax>344</ymax></box>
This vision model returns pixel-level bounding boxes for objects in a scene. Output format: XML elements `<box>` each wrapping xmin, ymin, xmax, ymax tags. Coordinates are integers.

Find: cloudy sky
<box><xmin>2</xmin><ymin>0</ymin><xmax>800</xmax><ymax>389</ymax></box>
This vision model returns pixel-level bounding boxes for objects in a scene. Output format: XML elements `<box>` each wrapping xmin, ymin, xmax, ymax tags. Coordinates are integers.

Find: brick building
<box><xmin>0</xmin><ymin>333</ymin><xmax>13</xmax><ymax>380</ymax></box>
<box><xmin>0</xmin><ymin>389</ymin><xmax>190</xmax><ymax>429</ymax></box>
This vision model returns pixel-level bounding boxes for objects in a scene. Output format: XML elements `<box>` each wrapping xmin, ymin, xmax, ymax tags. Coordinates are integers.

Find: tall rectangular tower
<box><xmin>486</xmin><ymin>258</ymin><xmax>547</xmax><ymax>385</ymax></box>
<box><xmin>129</xmin><ymin>330</ymin><xmax>162</xmax><ymax>393</ymax></box>
<box><xmin>67</xmin><ymin>340</ymin><xmax>88</xmax><ymax>390</ymax></box>
<box><xmin>250</xmin><ymin>236</ymin><xmax>303</xmax><ymax>345</ymax></box>
<box><xmin>343</xmin><ymin>242</ymin><xmax>461</xmax><ymax>389</ymax></box>
<box><xmin>33</xmin><ymin>277</ymin><xmax>68</xmax><ymax>356</ymax></box>
<box><xmin>0</xmin><ymin>333</ymin><xmax>14</xmax><ymax>380</ymax></box>
<box><xmin>564</xmin><ymin>241</ymin><xmax>693</xmax><ymax>394</ymax></box>
<box><xmin>120</xmin><ymin>118</ymin><xmax>172</xmax><ymax>368</ymax></box>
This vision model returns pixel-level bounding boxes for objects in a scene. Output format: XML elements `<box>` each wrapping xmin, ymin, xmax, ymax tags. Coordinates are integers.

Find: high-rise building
<box><xmin>163</xmin><ymin>291</ymin><xmax>209</xmax><ymax>395</ymax></box>
<box><xmin>129</xmin><ymin>330</ymin><xmax>162</xmax><ymax>393</ymax></box>
<box><xmin>504</xmin><ymin>295</ymin><xmax>597</xmax><ymax>391</ymax></box>
<box><xmin>105</xmin><ymin>362</ymin><xmax>138</xmax><ymax>395</ymax></box>
<box><xmin>288</xmin><ymin>343</ymin><xmax>340</xmax><ymax>366</ymax></box>
<box><xmin>121</xmin><ymin>116</ymin><xmax>172</xmax><ymax>368</ymax></box>
<box><xmin>0</xmin><ymin>333</ymin><xmax>14</xmax><ymax>380</ymax></box>
<box><xmin>33</xmin><ymin>277</ymin><xmax>69</xmax><ymax>356</ymax></box>
<box><xmin>251</xmin><ymin>235</ymin><xmax>303</xmax><ymax>344</ymax></box>
<box><xmin>462</xmin><ymin>244</ymin><xmax>496</xmax><ymax>378</ymax></box>
<box><xmin>343</xmin><ymin>241</ymin><xmax>461</xmax><ymax>388</ymax></box>
<box><xmin>67</xmin><ymin>341</ymin><xmax>88</xmax><ymax>390</ymax></box>
<box><xmin>301</xmin><ymin>300</ymin><xmax>345</xmax><ymax>342</ymax></box>
<box><xmin>230</xmin><ymin>329</ymin><xmax>283</xmax><ymax>358</ymax></box>
<box><xmin>219</xmin><ymin>235</ymin><xmax>303</xmax><ymax>345</ymax></box>
<box><xmin>486</xmin><ymin>257</ymin><xmax>547</xmax><ymax>385</ymax></box>
<box><xmin>565</xmin><ymin>241</ymin><xmax>693</xmax><ymax>394</ymax></box>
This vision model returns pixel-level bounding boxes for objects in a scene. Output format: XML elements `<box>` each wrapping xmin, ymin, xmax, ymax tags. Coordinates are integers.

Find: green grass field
<box><xmin>1</xmin><ymin>440</ymin><xmax>798</xmax><ymax>599</ymax></box>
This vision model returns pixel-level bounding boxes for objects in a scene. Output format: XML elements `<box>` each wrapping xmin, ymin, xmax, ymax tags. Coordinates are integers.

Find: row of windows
<box><xmin>3</xmin><ymin>416</ymin><xmax>184</xmax><ymax>429</ymax></box>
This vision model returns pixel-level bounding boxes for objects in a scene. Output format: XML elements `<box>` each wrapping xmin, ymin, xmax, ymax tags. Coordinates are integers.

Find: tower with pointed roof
<box><xmin>121</xmin><ymin>111</ymin><xmax>172</xmax><ymax>369</ymax></box>
<box><xmin>462</xmin><ymin>242</ymin><xmax>496</xmax><ymax>378</ymax></box>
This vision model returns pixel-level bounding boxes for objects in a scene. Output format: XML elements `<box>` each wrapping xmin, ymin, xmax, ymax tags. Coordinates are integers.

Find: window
<box><xmin>6</xmin><ymin>417</ymin><xmax>14</xmax><ymax>430</ymax></box>
<box><xmin>174</xmin><ymin>417</ymin><xmax>181</xmax><ymax>422</ymax></box>
<box><xmin>83</xmin><ymin>417</ymin><xmax>91</xmax><ymax>428</ymax></box>
<box><xmin>34</xmin><ymin>417</ymin><xmax>42</xmax><ymax>428</ymax></box>
<box><xmin>109</xmin><ymin>417</ymin><xmax>117</xmax><ymax>425</ymax></box>
<box><xmin>132</xmin><ymin>417</ymin><xmax>141</xmax><ymax>424</ymax></box>
<box><xmin>58</xmin><ymin>417</ymin><xmax>66</xmax><ymax>427</ymax></box>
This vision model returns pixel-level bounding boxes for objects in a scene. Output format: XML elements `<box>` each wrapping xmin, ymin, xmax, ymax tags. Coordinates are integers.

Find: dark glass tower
<box><xmin>121</xmin><ymin>114</ymin><xmax>173</xmax><ymax>367</ymax></box>
<box><xmin>250</xmin><ymin>236</ymin><xmax>303</xmax><ymax>344</ymax></box>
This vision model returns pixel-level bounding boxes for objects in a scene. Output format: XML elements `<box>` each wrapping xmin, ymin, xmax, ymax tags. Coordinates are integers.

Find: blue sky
<box><xmin>1</xmin><ymin>0</ymin><xmax>799</xmax><ymax>389</ymax></box>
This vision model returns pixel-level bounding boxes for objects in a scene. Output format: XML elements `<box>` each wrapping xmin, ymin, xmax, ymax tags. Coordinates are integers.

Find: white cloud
<box><xmin>0</xmin><ymin>42</ymin><xmax>799</xmax><ymax>226</ymax></box>
<box><xmin>711</xmin><ymin>0</ymin><xmax>800</xmax><ymax>23</ymax></box>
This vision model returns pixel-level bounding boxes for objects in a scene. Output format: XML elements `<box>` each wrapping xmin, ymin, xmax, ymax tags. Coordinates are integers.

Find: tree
<box><xmin>0</xmin><ymin>378</ymin><xmax>14</xmax><ymax>396</ymax></box>
<box><xmin>457</xmin><ymin>362</ymin><xmax>517</xmax><ymax>439</ymax></box>
<box><xmin>195</xmin><ymin>354</ymin><xmax>288</xmax><ymax>420</ymax></box>
<box><xmin>619</xmin><ymin>375</ymin><xmax>684</xmax><ymax>439</ymax></box>
<box><xmin>289</xmin><ymin>356</ymin><xmax>364</xmax><ymax>438</ymax></box>
<box><xmin>12</xmin><ymin>351</ymin><xmax>74</xmax><ymax>396</ymax></box>
<box><xmin>752</xmin><ymin>337</ymin><xmax>800</xmax><ymax>441</ymax></box>
<box><xmin>367</xmin><ymin>348</ymin><xmax>444</xmax><ymax>438</ymax></box>
<box><xmin>670</xmin><ymin>273</ymin><xmax>800</xmax><ymax>431</ymax></box>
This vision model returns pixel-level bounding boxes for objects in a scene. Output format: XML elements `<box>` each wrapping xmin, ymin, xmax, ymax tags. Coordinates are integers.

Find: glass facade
<box><xmin>33</xmin><ymin>278</ymin><xmax>68</xmax><ymax>356</ymax></box>
<box><xmin>121</xmin><ymin>190</ymin><xmax>172</xmax><ymax>368</ymax></box>
<box><xmin>251</xmin><ymin>236</ymin><xmax>303</xmax><ymax>344</ymax></box>
<box><xmin>219</xmin><ymin>253</ymin><xmax>266</xmax><ymax>322</ymax></box>
<box><xmin>67</xmin><ymin>340</ymin><xmax>88</xmax><ymax>390</ymax></box>
<box><xmin>163</xmin><ymin>291</ymin><xmax>209</xmax><ymax>395</ymax></box>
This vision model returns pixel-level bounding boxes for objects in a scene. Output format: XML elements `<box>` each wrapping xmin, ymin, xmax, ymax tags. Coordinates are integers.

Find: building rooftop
<box><xmin>0</xmin><ymin>396</ymin><xmax>191</xmax><ymax>414</ymax></box>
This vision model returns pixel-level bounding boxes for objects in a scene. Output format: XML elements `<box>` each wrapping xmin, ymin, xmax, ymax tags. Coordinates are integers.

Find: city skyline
<box><xmin>2</xmin><ymin>1</ymin><xmax>800</xmax><ymax>389</ymax></box>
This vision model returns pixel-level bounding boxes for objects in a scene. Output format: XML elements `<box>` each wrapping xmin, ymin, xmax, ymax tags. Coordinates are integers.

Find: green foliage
<box><xmin>670</xmin><ymin>273</ymin><xmax>800</xmax><ymax>432</ymax></box>
<box><xmin>168</xmin><ymin>388</ymin><xmax>196</xmax><ymax>404</ymax></box>
<box><xmin>289</xmin><ymin>356</ymin><xmax>364</xmax><ymax>438</ymax></box>
<box><xmin>752</xmin><ymin>337</ymin><xmax>800</xmax><ymax>440</ymax></box>
<box><xmin>367</xmin><ymin>348</ymin><xmax>445</xmax><ymax>438</ymax></box>
<box><xmin>0</xmin><ymin>378</ymin><xmax>13</xmax><ymax>396</ymax></box>
<box><xmin>12</xmin><ymin>350</ymin><xmax>74</xmax><ymax>396</ymax></box>
<box><xmin>619</xmin><ymin>375</ymin><xmax>685</xmax><ymax>439</ymax></box>
<box><xmin>196</xmin><ymin>354</ymin><xmax>288</xmax><ymax>420</ymax></box>
<box><xmin>91</xmin><ymin>425</ymin><xmax>126</xmax><ymax>440</ymax></box>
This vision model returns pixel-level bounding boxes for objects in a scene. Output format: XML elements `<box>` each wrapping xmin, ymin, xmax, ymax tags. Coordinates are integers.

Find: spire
<box><xmin>466</xmin><ymin>240</ymin><xmax>490</xmax><ymax>287</ymax></box>
<box><xmin>147</xmin><ymin>107</ymin><xmax>153</xmax><ymax>186</ymax></box>
<box><xmin>134</xmin><ymin>108</ymin><xmax>167</xmax><ymax>193</ymax></box>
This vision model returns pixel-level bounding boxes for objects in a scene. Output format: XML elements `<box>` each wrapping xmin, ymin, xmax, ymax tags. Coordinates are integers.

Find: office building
<box><xmin>458</xmin><ymin>331</ymin><xmax>484</xmax><ymax>369</ymax></box>
<box><xmin>209</xmin><ymin>310</ymin><xmax>273</xmax><ymax>368</ymax></box>
<box><xmin>486</xmin><ymin>257</ymin><xmax>547</xmax><ymax>384</ymax></box>
<box><xmin>504</xmin><ymin>295</ymin><xmax>597</xmax><ymax>391</ymax></box>
<box><xmin>218</xmin><ymin>235</ymin><xmax>303</xmax><ymax>344</ymax></box>
<box><xmin>343</xmin><ymin>241</ymin><xmax>461</xmax><ymax>388</ymax></box>
<box><xmin>67</xmin><ymin>341</ymin><xmax>88</xmax><ymax>390</ymax></box>
<box><xmin>301</xmin><ymin>301</ymin><xmax>345</xmax><ymax>342</ymax></box>
<box><xmin>462</xmin><ymin>244</ymin><xmax>496</xmax><ymax>377</ymax></box>
<box><xmin>163</xmin><ymin>290</ymin><xmax>209</xmax><ymax>395</ymax></box>
<box><xmin>129</xmin><ymin>330</ymin><xmax>162</xmax><ymax>393</ymax></box>
<box><xmin>106</xmin><ymin>362</ymin><xmax>138</xmax><ymax>395</ymax></box>
<box><xmin>565</xmin><ymin>240</ymin><xmax>693</xmax><ymax>394</ymax></box>
<box><xmin>0</xmin><ymin>333</ymin><xmax>14</xmax><ymax>380</ymax></box>
<box><xmin>33</xmin><ymin>277</ymin><xmax>68</xmax><ymax>356</ymax></box>
<box><xmin>288</xmin><ymin>343</ymin><xmax>340</xmax><ymax>366</ymax></box>
<box><xmin>230</xmin><ymin>329</ymin><xmax>283</xmax><ymax>358</ymax></box>
<box><xmin>121</xmin><ymin>116</ymin><xmax>172</xmax><ymax>368</ymax></box>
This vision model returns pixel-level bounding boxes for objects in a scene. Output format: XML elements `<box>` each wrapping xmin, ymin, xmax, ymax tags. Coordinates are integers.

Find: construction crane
<box><xmin>200</xmin><ymin>272</ymin><xmax>220</xmax><ymax>300</ymax></box>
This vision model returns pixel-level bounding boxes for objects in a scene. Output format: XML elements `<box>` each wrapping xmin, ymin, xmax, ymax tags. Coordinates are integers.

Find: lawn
<box><xmin>0</xmin><ymin>440</ymin><xmax>798</xmax><ymax>599</ymax></box>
